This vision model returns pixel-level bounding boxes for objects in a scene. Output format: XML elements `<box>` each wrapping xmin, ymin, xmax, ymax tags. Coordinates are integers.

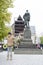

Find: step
<box><xmin>14</xmin><ymin>48</ymin><xmax>42</xmax><ymax>54</ymax></box>
<box><xmin>18</xmin><ymin>44</ymin><xmax>37</xmax><ymax>48</ymax></box>
<box><xmin>20</xmin><ymin>42</ymin><xmax>32</xmax><ymax>44</ymax></box>
<box><xmin>21</xmin><ymin>38</ymin><xmax>32</xmax><ymax>42</ymax></box>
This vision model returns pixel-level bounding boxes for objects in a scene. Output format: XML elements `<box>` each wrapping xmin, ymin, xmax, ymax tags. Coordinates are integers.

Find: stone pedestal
<box><xmin>18</xmin><ymin>26</ymin><xmax>33</xmax><ymax>48</ymax></box>
<box><xmin>24</xmin><ymin>26</ymin><xmax>31</xmax><ymax>39</ymax></box>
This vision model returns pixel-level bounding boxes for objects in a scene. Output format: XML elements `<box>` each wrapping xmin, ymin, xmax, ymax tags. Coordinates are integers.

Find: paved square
<box><xmin>0</xmin><ymin>51</ymin><xmax>43</xmax><ymax>65</ymax></box>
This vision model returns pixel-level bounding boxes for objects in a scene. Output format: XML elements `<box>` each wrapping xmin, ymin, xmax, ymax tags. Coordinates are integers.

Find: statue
<box><xmin>23</xmin><ymin>10</ymin><xmax>30</xmax><ymax>27</ymax></box>
<box><xmin>23</xmin><ymin>10</ymin><xmax>31</xmax><ymax>39</ymax></box>
<box><xmin>18</xmin><ymin>10</ymin><xmax>33</xmax><ymax>48</ymax></box>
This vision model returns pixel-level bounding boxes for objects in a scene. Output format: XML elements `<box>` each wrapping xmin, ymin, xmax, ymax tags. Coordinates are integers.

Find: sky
<box><xmin>8</xmin><ymin>0</ymin><xmax>43</xmax><ymax>36</ymax></box>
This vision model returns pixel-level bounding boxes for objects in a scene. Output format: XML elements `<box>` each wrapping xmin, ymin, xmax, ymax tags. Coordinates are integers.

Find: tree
<box><xmin>0</xmin><ymin>0</ymin><xmax>14</xmax><ymax>41</ymax></box>
<box><xmin>40</xmin><ymin>36</ymin><xmax>43</xmax><ymax>44</ymax></box>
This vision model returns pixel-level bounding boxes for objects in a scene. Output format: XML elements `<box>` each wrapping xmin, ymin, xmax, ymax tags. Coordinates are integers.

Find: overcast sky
<box><xmin>8</xmin><ymin>0</ymin><xmax>43</xmax><ymax>36</ymax></box>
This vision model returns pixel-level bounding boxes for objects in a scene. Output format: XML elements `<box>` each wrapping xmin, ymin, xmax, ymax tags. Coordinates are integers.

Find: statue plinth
<box><xmin>24</xmin><ymin>26</ymin><xmax>31</xmax><ymax>39</ymax></box>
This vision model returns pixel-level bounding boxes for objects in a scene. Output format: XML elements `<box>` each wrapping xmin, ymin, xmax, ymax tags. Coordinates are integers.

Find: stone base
<box><xmin>18</xmin><ymin>44</ymin><xmax>36</xmax><ymax>48</ymax></box>
<box><xmin>24</xmin><ymin>27</ymin><xmax>31</xmax><ymax>39</ymax></box>
<box><xmin>14</xmin><ymin>48</ymin><xmax>42</xmax><ymax>54</ymax></box>
<box><xmin>18</xmin><ymin>38</ymin><xmax>33</xmax><ymax>48</ymax></box>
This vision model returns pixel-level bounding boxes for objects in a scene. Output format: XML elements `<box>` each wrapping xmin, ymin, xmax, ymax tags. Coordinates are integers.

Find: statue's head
<box><xmin>26</xmin><ymin>10</ymin><xmax>28</xmax><ymax>13</ymax></box>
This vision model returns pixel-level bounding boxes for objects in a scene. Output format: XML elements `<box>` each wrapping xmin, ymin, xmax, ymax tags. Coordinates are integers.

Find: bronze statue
<box><xmin>23</xmin><ymin>10</ymin><xmax>30</xmax><ymax>27</ymax></box>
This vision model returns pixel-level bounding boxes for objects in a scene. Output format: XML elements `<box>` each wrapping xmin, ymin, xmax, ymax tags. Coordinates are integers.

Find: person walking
<box><xmin>7</xmin><ymin>32</ymin><xmax>14</xmax><ymax>60</ymax></box>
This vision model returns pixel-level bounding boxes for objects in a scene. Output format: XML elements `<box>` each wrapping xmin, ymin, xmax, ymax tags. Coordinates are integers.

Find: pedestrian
<box><xmin>7</xmin><ymin>32</ymin><xmax>14</xmax><ymax>60</ymax></box>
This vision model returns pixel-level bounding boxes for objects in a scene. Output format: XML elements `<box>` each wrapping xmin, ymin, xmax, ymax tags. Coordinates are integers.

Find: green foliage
<box><xmin>40</xmin><ymin>36</ymin><xmax>43</xmax><ymax>44</ymax></box>
<box><xmin>0</xmin><ymin>0</ymin><xmax>14</xmax><ymax>41</ymax></box>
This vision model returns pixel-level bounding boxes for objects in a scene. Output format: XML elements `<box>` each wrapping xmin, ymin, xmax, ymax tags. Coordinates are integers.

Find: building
<box><xmin>11</xmin><ymin>15</ymin><xmax>24</xmax><ymax>36</ymax></box>
<box><xmin>30</xmin><ymin>26</ymin><xmax>36</xmax><ymax>44</ymax></box>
